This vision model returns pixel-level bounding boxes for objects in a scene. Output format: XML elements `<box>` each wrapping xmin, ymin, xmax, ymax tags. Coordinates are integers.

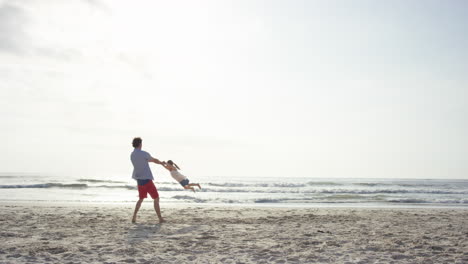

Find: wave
<box><xmin>191</xmin><ymin>187</ymin><xmax>468</xmax><ymax>195</ymax></box>
<box><xmin>171</xmin><ymin>195</ymin><xmax>207</xmax><ymax>203</ymax></box>
<box><xmin>388</xmin><ymin>198</ymin><xmax>468</xmax><ymax>204</ymax></box>
<box><xmin>77</xmin><ymin>179</ymin><xmax>126</xmax><ymax>184</ymax></box>
<box><xmin>208</xmin><ymin>183</ymin><xmax>249</xmax><ymax>187</ymax></box>
<box><xmin>319</xmin><ymin>189</ymin><xmax>468</xmax><ymax>195</ymax></box>
<box><xmin>207</xmin><ymin>182</ymin><xmax>307</xmax><ymax>188</ymax></box>
<box><xmin>172</xmin><ymin>195</ymin><xmax>200</xmax><ymax>200</ymax></box>
<box><xmin>0</xmin><ymin>183</ymin><xmax>88</xmax><ymax>189</ymax></box>
<box><xmin>157</xmin><ymin>187</ymin><xmax>187</xmax><ymax>192</ymax></box>
<box><xmin>0</xmin><ymin>183</ymin><xmax>183</xmax><ymax>191</ymax></box>
<box><xmin>255</xmin><ymin>198</ymin><xmax>282</xmax><ymax>203</ymax></box>
<box><xmin>1</xmin><ymin>183</ymin><xmax>467</xmax><ymax>195</ymax></box>
<box><xmin>0</xmin><ymin>183</ymin><xmax>140</xmax><ymax>190</ymax></box>
<box><xmin>254</xmin><ymin>197</ymin><xmax>366</xmax><ymax>204</ymax></box>
<box><xmin>95</xmin><ymin>185</ymin><xmax>136</xmax><ymax>190</ymax></box>
<box><xmin>388</xmin><ymin>198</ymin><xmax>429</xmax><ymax>203</ymax></box>
<box><xmin>352</xmin><ymin>183</ymin><xmax>381</xmax><ymax>187</ymax></box>
<box><xmin>188</xmin><ymin>196</ymin><xmax>468</xmax><ymax>205</ymax></box>
<box><xmin>323</xmin><ymin>194</ymin><xmax>366</xmax><ymax>200</ymax></box>
<box><xmin>307</xmin><ymin>181</ymin><xmax>343</xmax><ymax>186</ymax></box>
<box><xmin>352</xmin><ymin>182</ymin><xmax>446</xmax><ymax>188</ymax></box>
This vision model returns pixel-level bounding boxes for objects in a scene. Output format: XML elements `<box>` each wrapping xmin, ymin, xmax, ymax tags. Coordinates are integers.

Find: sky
<box><xmin>0</xmin><ymin>0</ymin><xmax>467</xmax><ymax>180</ymax></box>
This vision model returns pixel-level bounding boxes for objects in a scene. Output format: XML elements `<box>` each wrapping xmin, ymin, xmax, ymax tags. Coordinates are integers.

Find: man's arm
<box><xmin>149</xmin><ymin>157</ymin><xmax>163</xmax><ymax>165</ymax></box>
<box><xmin>160</xmin><ymin>162</ymin><xmax>169</xmax><ymax>169</ymax></box>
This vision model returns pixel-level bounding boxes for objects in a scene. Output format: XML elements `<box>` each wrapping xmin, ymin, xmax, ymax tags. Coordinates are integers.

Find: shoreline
<box><xmin>1</xmin><ymin>203</ymin><xmax>467</xmax><ymax>263</ymax></box>
<box><xmin>1</xmin><ymin>200</ymin><xmax>468</xmax><ymax>210</ymax></box>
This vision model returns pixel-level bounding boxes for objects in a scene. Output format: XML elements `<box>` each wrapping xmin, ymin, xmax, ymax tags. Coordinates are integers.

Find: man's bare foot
<box><xmin>132</xmin><ymin>218</ymin><xmax>136</xmax><ymax>223</ymax></box>
<box><xmin>158</xmin><ymin>217</ymin><xmax>166</xmax><ymax>224</ymax></box>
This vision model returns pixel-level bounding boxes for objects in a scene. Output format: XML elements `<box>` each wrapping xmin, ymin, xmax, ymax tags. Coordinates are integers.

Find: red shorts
<box><xmin>138</xmin><ymin>180</ymin><xmax>159</xmax><ymax>199</ymax></box>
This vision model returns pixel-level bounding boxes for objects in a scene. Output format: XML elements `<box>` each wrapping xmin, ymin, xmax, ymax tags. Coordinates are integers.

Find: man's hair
<box><xmin>132</xmin><ymin>137</ymin><xmax>142</xmax><ymax>148</ymax></box>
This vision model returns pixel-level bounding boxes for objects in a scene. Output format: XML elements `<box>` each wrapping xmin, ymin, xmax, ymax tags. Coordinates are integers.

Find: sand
<box><xmin>0</xmin><ymin>202</ymin><xmax>467</xmax><ymax>264</ymax></box>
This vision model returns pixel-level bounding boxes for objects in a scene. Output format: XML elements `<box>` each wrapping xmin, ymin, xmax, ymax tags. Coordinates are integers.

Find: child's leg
<box><xmin>188</xmin><ymin>183</ymin><xmax>201</xmax><ymax>189</ymax></box>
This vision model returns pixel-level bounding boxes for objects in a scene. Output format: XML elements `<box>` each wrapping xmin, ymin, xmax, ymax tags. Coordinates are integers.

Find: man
<box><xmin>130</xmin><ymin>137</ymin><xmax>165</xmax><ymax>223</ymax></box>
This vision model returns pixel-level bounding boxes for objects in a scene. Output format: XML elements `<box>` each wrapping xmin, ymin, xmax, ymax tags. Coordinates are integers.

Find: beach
<box><xmin>1</xmin><ymin>203</ymin><xmax>467</xmax><ymax>264</ymax></box>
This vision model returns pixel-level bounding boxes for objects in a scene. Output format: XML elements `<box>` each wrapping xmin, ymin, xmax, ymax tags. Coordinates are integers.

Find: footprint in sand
<box><xmin>7</xmin><ymin>253</ymin><xmax>22</xmax><ymax>258</ymax></box>
<box><xmin>46</xmin><ymin>247</ymin><xmax>67</xmax><ymax>255</ymax></box>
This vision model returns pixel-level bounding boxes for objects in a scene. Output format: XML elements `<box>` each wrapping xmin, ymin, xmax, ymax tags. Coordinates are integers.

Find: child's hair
<box><xmin>167</xmin><ymin>160</ymin><xmax>181</xmax><ymax>170</ymax></box>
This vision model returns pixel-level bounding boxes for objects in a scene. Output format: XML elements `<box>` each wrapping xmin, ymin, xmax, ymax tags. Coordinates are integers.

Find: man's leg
<box><xmin>153</xmin><ymin>198</ymin><xmax>165</xmax><ymax>223</ymax></box>
<box><xmin>132</xmin><ymin>199</ymin><xmax>144</xmax><ymax>223</ymax></box>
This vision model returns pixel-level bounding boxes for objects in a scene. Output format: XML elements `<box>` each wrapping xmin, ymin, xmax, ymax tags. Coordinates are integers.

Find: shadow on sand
<box><xmin>127</xmin><ymin>223</ymin><xmax>161</xmax><ymax>243</ymax></box>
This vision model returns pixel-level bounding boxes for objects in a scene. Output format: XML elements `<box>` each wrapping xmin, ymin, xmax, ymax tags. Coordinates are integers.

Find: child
<box><xmin>162</xmin><ymin>160</ymin><xmax>201</xmax><ymax>192</ymax></box>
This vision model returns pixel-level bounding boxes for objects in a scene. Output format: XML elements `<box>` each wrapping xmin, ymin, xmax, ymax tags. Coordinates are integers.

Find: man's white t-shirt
<box><xmin>130</xmin><ymin>148</ymin><xmax>154</xmax><ymax>180</ymax></box>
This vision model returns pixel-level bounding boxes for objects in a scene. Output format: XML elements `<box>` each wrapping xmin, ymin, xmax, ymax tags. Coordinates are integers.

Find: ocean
<box><xmin>1</xmin><ymin>173</ymin><xmax>467</xmax><ymax>208</ymax></box>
